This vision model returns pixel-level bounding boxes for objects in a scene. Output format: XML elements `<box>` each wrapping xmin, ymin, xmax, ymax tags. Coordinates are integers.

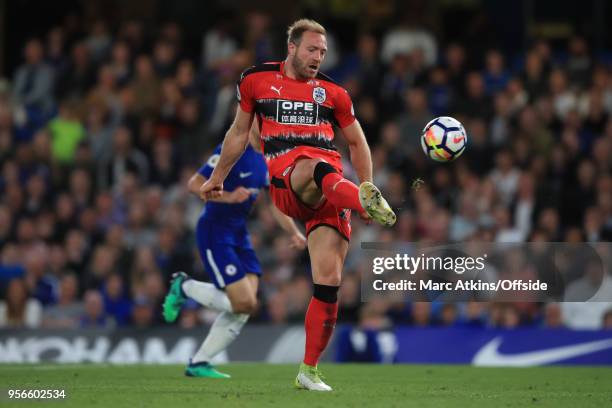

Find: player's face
<box><xmin>290</xmin><ymin>31</ymin><xmax>327</xmax><ymax>79</ymax></box>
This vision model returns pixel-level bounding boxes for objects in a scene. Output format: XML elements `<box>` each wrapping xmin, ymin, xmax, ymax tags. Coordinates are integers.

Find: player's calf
<box><xmin>312</xmin><ymin>161</ymin><xmax>365</xmax><ymax>212</ymax></box>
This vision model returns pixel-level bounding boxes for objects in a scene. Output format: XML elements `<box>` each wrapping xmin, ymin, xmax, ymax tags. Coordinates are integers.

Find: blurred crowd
<box><xmin>1</xmin><ymin>7</ymin><xmax>612</xmax><ymax>331</ymax></box>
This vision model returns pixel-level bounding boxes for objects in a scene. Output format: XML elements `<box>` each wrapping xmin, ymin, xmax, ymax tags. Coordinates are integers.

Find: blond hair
<box><xmin>287</xmin><ymin>19</ymin><xmax>326</xmax><ymax>45</ymax></box>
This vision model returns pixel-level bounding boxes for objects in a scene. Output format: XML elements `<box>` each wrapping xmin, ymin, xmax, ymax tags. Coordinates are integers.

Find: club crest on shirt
<box><xmin>312</xmin><ymin>86</ymin><xmax>326</xmax><ymax>104</ymax></box>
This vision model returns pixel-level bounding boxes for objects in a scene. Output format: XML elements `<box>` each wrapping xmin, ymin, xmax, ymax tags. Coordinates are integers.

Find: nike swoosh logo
<box><xmin>239</xmin><ymin>172</ymin><xmax>252</xmax><ymax>178</ymax></box>
<box><xmin>453</xmin><ymin>136</ymin><xmax>465</xmax><ymax>144</ymax></box>
<box><xmin>472</xmin><ymin>336</ymin><xmax>612</xmax><ymax>367</ymax></box>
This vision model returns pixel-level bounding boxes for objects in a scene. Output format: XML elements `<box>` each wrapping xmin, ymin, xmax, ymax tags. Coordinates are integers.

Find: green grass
<box><xmin>1</xmin><ymin>363</ymin><xmax>611</xmax><ymax>407</ymax></box>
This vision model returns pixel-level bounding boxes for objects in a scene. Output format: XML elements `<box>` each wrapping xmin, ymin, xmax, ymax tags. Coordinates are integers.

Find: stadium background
<box><xmin>1</xmin><ymin>0</ymin><xmax>612</xmax><ymax>366</ymax></box>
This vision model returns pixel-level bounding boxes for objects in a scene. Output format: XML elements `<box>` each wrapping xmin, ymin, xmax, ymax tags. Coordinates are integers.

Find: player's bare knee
<box><xmin>231</xmin><ymin>297</ymin><xmax>257</xmax><ymax>315</ymax></box>
<box><xmin>315</xmin><ymin>271</ymin><xmax>342</xmax><ymax>287</ymax></box>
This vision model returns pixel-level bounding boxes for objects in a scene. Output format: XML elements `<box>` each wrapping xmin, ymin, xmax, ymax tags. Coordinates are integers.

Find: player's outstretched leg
<box><xmin>312</xmin><ymin>161</ymin><xmax>396</xmax><ymax>227</ymax></box>
<box><xmin>163</xmin><ymin>271</ymin><xmax>233</xmax><ymax>323</ymax></box>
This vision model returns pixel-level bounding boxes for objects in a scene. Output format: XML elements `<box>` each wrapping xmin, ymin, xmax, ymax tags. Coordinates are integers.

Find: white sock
<box><xmin>182</xmin><ymin>280</ymin><xmax>233</xmax><ymax>313</ymax></box>
<box><xmin>192</xmin><ymin>312</ymin><xmax>249</xmax><ymax>363</ymax></box>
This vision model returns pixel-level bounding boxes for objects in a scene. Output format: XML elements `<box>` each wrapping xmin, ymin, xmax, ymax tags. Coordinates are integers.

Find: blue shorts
<box><xmin>196</xmin><ymin>219</ymin><xmax>262</xmax><ymax>289</ymax></box>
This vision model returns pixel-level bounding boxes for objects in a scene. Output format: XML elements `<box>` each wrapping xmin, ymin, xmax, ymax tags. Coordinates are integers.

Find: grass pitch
<box><xmin>1</xmin><ymin>363</ymin><xmax>611</xmax><ymax>407</ymax></box>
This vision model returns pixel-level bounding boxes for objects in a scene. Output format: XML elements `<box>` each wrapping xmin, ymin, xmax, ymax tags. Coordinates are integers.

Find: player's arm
<box><xmin>341</xmin><ymin>120</ymin><xmax>373</xmax><ymax>184</ymax></box>
<box><xmin>335</xmin><ymin>88</ymin><xmax>373</xmax><ymax>184</ymax></box>
<box><xmin>188</xmin><ymin>173</ymin><xmax>250</xmax><ymax>204</ymax></box>
<box><xmin>269</xmin><ymin>203</ymin><xmax>306</xmax><ymax>249</ymax></box>
<box><xmin>200</xmin><ymin>107</ymin><xmax>254</xmax><ymax>200</ymax></box>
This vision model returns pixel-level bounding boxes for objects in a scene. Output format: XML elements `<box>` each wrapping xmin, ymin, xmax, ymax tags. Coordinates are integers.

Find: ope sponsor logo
<box><xmin>276</xmin><ymin>99</ymin><xmax>319</xmax><ymax>125</ymax></box>
<box><xmin>280</xmin><ymin>101</ymin><xmax>314</xmax><ymax>111</ymax></box>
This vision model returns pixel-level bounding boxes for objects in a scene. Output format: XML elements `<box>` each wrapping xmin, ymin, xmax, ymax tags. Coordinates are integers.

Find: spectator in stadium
<box><xmin>175</xmin><ymin>97</ymin><xmax>208</xmax><ymax>162</ymax></box>
<box><xmin>85</xmin><ymin>20</ymin><xmax>112</xmax><ymax>63</ymax></box>
<box><xmin>86</xmin><ymin>64</ymin><xmax>121</xmax><ymax>125</ymax></box>
<box><xmin>85</xmin><ymin>104</ymin><xmax>115</xmax><ymax>161</ymax></box>
<box><xmin>562</xmin><ymin>259</ymin><xmax>612</xmax><ymax>329</ymax></box>
<box><xmin>337</xmin><ymin>273</ymin><xmax>360</xmax><ymax>323</ymax></box>
<box><xmin>266</xmin><ymin>290</ymin><xmax>289</xmax><ymax>324</ymax></box>
<box><xmin>566</xmin><ymin>36</ymin><xmax>592</xmax><ymax>89</ymax></box>
<box><xmin>129</xmin><ymin>55</ymin><xmax>162</xmax><ymax>116</ymax></box>
<box><xmin>83</xmin><ymin>245</ymin><xmax>117</xmax><ymax>291</ymax></box>
<box><xmin>521</xmin><ymin>50</ymin><xmax>548</xmax><ymax>100</ymax></box>
<box><xmin>131</xmin><ymin>295</ymin><xmax>156</xmax><ymax>328</ymax></box>
<box><xmin>411</xmin><ymin>302</ymin><xmax>432</xmax><ymax>326</ymax></box>
<box><xmin>97</xmin><ymin>126</ymin><xmax>149</xmax><ymax>190</ymax></box>
<box><xmin>69</xmin><ymin>167</ymin><xmax>94</xmax><ymax>210</ymax></box>
<box><xmin>79</xmin><ymin>289</ymin><xmax>113</xmax><ymax>327</ymax></box>
<box><xmin>444</xmin><ymin>43</ymin><xmax>467</xmax><ymax>94</ymax></box>
<box><xmin>102</xmin><ymin>273</ymin><xmax>132</xmax><ymax>326</ymax></box>
<box><xmin>543</xmin><ymin>302</ymin><xmax>563</xmax><ymax>328</ymax></box>
<box><xmin>45</xmin><ymin>27</ymin><xmax>68</xmax><ymax>76</ymax></box>
<box><xmin>379</xmin><ymin>53</ymin><xmax>412</xmax><ymax>118</ymax></box>
<box><xmin>109</xmin><ymin>41</ymin><xmax>133</xmax><ymax>87</ymax></box>
<box><xmin>202</xmin><ymin>12</ymin><xmax>238</xmax><ymax>71</ymax></box>
<box><xmin>42</xmin><ymin>273</ymin><xmax>82</xmax><ymax>328</ymax></box>
<box><xmin>12</xmin><ymin>39</ymin><xmax>55</xmax><ymax>118</ymax></box>
<box><xmin>489</xmin><ymin>149</ymin><xmax>520</xmax><ymax>207</ymax></box>
<box><xmin>55</xmin><ymin>42</ymin><xmax>96</xmax><ymax>101</ymax></box>
<box><xmin>397</xmin><ymin>87</ymin><xmax>431</xmax><ymax>155</ymax></box>
<box><xmin>336</xmin><ymin>299</ymin><xmax>397</xmax><ymax>363</ymax></box>
<box><xmin>24</xmin><ymin>245</ymin><xmax>56</xmax><ymax>305</ymax></box>
<box><xmin>0</xmin><ymin>278</ymin><xmax>43</xmax><ymax>328</ymax></box>
<box><xmin>455</xmin><ymin>72</ymin><xmax>493</xmax><ymax>120</ymax></box>
<box><xmin>482</xmin><ymin>50</ymin><xmax>510</xmax><ymax>95</ymax></box>
<box><xmin>381</xmin><ymin>14</ymin><xmax>437</xmax><ymax>67</ymax></box>
<box><xmin>427</xmin><ymin>66</ymin><xmax>453</xmax><ymax>116</ymax></box>
<box><xmin>48</xmin><ymin>100</ymin><xmax>85</xmax><ymax>165</ymax></box>
<box><xmin>154</xmin><ymin>225</ymin><xmax>193</xmax><ymax>279</ymax></box>
<box><xmin>149</xmin><ymin>137</ymin><xmax>179</xmax><ymax>187</ymax></box>
<box><xmin>549</xmin><ymin>68</ymin><xmax>577</xmax><ymax>119</ymax></box>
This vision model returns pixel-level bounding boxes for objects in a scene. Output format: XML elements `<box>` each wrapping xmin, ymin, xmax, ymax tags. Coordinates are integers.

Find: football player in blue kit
<box><xmin>163</xmin><ymin>127</ymin><xmax>306</xmax><ymax>378</ymax></box>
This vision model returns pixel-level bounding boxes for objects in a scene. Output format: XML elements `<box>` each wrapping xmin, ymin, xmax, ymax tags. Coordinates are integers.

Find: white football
<box><xmin>420</xmin><ymin>116</ymin><xmax>467</xmax><ymax>162</ymax></box>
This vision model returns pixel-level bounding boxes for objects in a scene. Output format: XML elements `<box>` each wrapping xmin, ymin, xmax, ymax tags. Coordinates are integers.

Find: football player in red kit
<box><xmin>200</xmin><ymin>18</ymin><xmax>396</xmax><ymax>391</ymax></box>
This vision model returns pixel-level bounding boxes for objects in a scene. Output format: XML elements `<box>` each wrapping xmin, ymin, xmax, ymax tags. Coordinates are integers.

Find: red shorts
<box><xmin>268</xmin><ymin>149</ymin><xmax>351</xmax><ymax>241</ymax></box>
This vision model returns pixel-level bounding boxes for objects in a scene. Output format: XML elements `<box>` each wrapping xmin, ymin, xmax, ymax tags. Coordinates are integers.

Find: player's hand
<box><xmin>199</xmin><ymin>178</ymin><xmax>224</xmax><ymax>201</ymax></box>
<box><xmin>359</xmin><ymin>211</ymin><xmax>372</xmax><ymax>225</ymax></box>
<box><xmin>289</xmin><ymin>231</ymin><xmax>307</xmax><ymax>250</ymax></box>
<box><xmin>227</xmin><ymin>187</ymin><xmax>251</xmax><ymax>203</ymax></box>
